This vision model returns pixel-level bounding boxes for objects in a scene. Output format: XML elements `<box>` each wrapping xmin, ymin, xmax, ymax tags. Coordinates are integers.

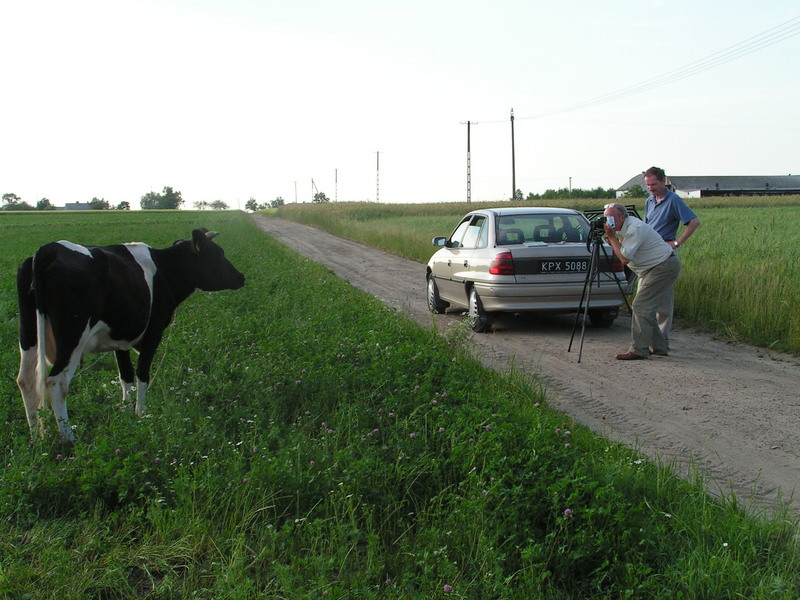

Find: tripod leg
<box><xmin>577</xmin><ymin>241</ymin><xmax>601</xmax><ymax>363</ymax></box>
<box><xmin>568</xmin><ymin>238</ymin><xmax>600</xmax><ymax>355</ymax></box>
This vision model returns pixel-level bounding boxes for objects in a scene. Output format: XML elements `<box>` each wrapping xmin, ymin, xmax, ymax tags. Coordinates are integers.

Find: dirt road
<box><xmin>252</xmin><ymin>215</ymin><xmax>800</xmax><ymax>514</ymax></box>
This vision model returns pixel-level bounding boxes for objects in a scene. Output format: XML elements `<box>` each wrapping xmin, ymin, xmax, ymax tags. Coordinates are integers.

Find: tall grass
<box><xmin>0</xmin><ymin>211</ymin><xmax>798</xmax><ymax>598</ymax></box>
<box><xmin>676</xmin><ymin>206</ymin><xmax>800</xmax><ymax>351</ymax></box>
<box><xmin>270</xmin><ymin>197</ymin><xmax>800</xmax><ymax>355</ymax></box>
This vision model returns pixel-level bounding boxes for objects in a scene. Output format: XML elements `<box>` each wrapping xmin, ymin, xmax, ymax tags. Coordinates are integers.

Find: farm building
<box><xmin>58</xmin><ymin>202</ymin><xmax>93</xmax><ymax>210</ymax></box>
<box><xmin>616</xmin><ymin>174</ymin><xmax>800</xmax><ymax>198</ymax></box>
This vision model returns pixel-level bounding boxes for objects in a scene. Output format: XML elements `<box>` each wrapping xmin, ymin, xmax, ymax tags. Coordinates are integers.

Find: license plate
<box><xmin>538</xmin><ymin>259</ymin><xmax>589</xmax><ymax>273</ymax></box>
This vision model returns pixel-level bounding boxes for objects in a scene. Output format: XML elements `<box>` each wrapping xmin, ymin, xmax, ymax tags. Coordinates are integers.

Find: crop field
<box><xmin>0</xmin><ymin>210</ymin><xmax>798</xmax><ymax>598</ymax></box>
<box><xmin>272</xmin><ymin>197</ymin><xmax>800</xmax><ymax>356</ymax></box>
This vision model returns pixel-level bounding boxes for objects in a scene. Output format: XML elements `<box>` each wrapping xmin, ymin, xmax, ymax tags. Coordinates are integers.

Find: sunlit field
<box><xmin>1</xmin><ymin>210</ymin><xmax>798</xmax><ymax>598</ymax></box>
<box><xmin>271</xmin><ymin>196</ymin><xmax>800</xmax><ymax>356</ymax></box>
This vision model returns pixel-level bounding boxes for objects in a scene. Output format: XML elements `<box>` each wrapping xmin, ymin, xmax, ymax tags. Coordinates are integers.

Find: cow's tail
<box><xmin>31</xmin><ymin>244</ymin><xmax>58</xmax><ymax>403</ymax></box>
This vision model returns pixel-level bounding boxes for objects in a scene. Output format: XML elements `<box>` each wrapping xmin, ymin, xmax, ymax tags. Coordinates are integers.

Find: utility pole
<box><xmin>510</xmin><ymin>108</ymin><xmax>516</xmax><ymax>201</ymax></box>
<box><xmin>335</xmin><ymin>168</ymin><xmax>338</xmax><ymax>202</ymax></box>
<box><xmin>376</xmin><ymin>151</ymin><xmax>380</xmax><ymax>203</ymax></box>
<box><xmin>461</xmin><ymin>120</ymin><xmax>477</xmax><ymax>203</ymax></box>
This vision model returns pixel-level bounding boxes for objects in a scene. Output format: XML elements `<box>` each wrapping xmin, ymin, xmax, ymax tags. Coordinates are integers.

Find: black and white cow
<box><xmin>16</xmin><ymin>228</ymin><xmax>245</xmax><ymax>442</ymax></box>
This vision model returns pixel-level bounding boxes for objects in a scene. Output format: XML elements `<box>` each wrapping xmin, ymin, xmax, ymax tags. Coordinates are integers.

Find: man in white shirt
<box><xmin>602</xmin><ymin>203</ymin><xmax>681</xmax><ymax>360</ymax></box>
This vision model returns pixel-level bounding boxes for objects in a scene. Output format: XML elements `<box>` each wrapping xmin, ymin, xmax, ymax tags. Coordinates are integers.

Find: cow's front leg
<box><xmin>134</xmin><ymin>348</ymin><xmax>158</xmax><ymax>418</ymax></box>
<box><xmin>115</xmin><ymin>350</ymin><xmax>136</xmax><ymax>409</ymax></box>
<box><xmin>135</xmin><ymin>380</ymin><xmax>149</xmax><ymax>417</ymax></box>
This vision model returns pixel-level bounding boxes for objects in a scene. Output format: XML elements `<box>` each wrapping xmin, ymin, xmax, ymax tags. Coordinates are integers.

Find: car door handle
<box><xmin>447</xmin><ymin>259</ymin><xmax>452</xmax><ymax>267</ymax></box>
<box><xmin>463</xmin><ymin>260</ymin><xmax>469</xmax><ymax>267</ymax></box>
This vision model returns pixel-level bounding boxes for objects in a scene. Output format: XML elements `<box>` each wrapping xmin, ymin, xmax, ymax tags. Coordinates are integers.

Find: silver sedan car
<box><xmin>426</xmin><ymin>207</ymin><xmax>634</xmax><ymax>332</ymax></box>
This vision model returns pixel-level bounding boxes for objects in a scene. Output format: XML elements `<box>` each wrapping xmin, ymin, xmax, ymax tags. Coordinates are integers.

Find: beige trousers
<box><xmin>629</xmin><ymin>253</ymin><xmax>681</xmax><ymax>357</ymax></box>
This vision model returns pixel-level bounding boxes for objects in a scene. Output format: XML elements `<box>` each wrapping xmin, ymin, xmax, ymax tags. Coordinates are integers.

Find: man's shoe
<box><xmin>616</xmin><ymin>352</ymin><xmax>647</xmax><ymax>360</ymax></box>
<box><xmin>650</xmin><ymin>349</ymin><xmax>669</xmax><ymax>357</ymax></box>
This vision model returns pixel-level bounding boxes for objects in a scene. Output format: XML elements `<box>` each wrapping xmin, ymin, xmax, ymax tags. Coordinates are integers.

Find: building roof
<box><xmin>617</xmin><ymin>174</ymin><xmax>800</xmax><ymax>193</ymax></box>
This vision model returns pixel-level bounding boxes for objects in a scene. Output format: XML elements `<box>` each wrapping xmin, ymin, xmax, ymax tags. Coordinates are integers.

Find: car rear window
<box><xmin>497</xmin><ymin>214</ymin><xmax>588</xmax><ymax>243</ymax></box>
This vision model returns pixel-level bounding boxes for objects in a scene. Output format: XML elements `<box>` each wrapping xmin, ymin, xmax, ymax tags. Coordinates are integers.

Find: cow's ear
<box><xmin>192</xmin><ymin>228</ymin><xmax>209</xmax><ymax>253</ymax></box>
<box><xmin>191</xmin><ymin>229</ymin><xmax>221</xmax><ymax>253</ymax></box>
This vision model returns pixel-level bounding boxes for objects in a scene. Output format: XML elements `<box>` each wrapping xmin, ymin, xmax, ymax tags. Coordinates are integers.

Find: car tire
<box><xmin>468</xmin><ymin>287</ymin><xmax>492</xmax><ymax>333</ymax></box>
<box><xmin>427</xmin><ymin>276</ymin><xmax>449</xmax><ymax>313</ymax></box>
<box><xmin>588</xmin><ymin>309</ymin><xmax>617</xmax><ymax>328</ymax></box>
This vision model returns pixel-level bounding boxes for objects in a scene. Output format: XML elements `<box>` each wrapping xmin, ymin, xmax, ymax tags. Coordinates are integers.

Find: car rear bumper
<box><xmin>473</xmin><ymin>280</ymin><xmax>631</xmax><ymax>313</ymax></box>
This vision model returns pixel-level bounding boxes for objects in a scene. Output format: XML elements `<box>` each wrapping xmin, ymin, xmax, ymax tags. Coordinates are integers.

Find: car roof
<box><xmin>471</xmin><ymin>207</ymin><xmax>584</xmax><ymax>217</ymax></box>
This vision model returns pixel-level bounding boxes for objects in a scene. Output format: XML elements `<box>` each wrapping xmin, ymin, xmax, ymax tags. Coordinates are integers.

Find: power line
<box><xmin>530</xmin><ymin>15</ymin><xmax>800</xmax><ymax>118</ymax></box>
<box><xmin>483</xmin><ymin>15</ymin><xmax>800</xmax><ymax>123</ymax></box>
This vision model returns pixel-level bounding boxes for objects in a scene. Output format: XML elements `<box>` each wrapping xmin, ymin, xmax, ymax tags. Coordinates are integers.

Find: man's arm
<box><xmin>674</xmin><ymin>216</ymin><xmax>700</xmax><ymax>248</ymax></box>
<box><xmin>603</xmin><ymin>228</ymin><xmax>630</xmax><ymax>267</ymax></box>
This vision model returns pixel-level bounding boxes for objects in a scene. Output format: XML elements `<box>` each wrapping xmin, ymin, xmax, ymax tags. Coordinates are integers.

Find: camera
<box><xmin>590</xmin><ymin>215</ymin><xmax>615</xmax><ymax>231</ymax></box>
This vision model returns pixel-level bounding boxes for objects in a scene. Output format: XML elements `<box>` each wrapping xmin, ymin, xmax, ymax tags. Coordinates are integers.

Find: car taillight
<box><xmin>609</xmin><ymin>255</ymin><xmax>624</xmax><ymax>272</ymax></box>
<box><xmin>489</xmin><ymin>252</ymin><xmax>515</xmax><ymax>275</ymax></box>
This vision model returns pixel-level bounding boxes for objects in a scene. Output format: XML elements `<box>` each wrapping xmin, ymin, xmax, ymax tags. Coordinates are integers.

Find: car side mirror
<box><xmin>432</xmin><ymin>236</ymin><xmax>448</xmax><ymax>247</ymax></box>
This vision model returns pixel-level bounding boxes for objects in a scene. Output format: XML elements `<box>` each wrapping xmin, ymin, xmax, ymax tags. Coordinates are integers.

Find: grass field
<box><xmin>271</xmin><ymin>197</ymin><xmax>800</xmax><ymax>356</ymax></box>
<box><xmin>0</xmin><ymin>210</ymin><xmax>798</xmax><ymax>598</ymax></box>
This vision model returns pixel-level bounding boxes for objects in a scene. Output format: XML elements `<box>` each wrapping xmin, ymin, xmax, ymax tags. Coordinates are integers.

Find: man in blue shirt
<box><xmin>642</xmin><ymin>166</ymin><xmax>700</xmax><ymax>352</ymax></box>
<box><xmin>644</xmin><ymin>166</ymin><xmax>701</xmax><ymax>247</ymax></box>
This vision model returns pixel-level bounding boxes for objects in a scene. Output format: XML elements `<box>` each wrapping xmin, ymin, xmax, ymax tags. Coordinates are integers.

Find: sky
<box><xmin>2</xmin><ymin>0</ymin><xmax>798</xmax><ymax>209</ymax></box>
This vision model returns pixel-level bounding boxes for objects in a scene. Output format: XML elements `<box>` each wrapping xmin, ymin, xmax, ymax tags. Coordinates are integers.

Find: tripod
<box><xmin>568</xmin><ymin>232</ymin><xmax>632</xmax><ymax>362</ymax></box>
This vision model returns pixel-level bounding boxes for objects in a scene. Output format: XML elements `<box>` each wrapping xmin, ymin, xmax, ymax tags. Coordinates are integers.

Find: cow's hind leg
<box><xmin>16</xmin><ymin>258</ymin><xmax>45</xmax><ymax>437</ymax></box>
<box><xmin>45</xmin><ymin>322</ymin><xmax>94</xmax><ymax>444</ymax></box>
<box><xmin>17</xmin><ymin>346</ymin><xmax>45</xmax><ymax>436</ymax></box>
<box><xmin>47</xmin><ymin>370</ymin><xmax>76</xmax><ymax>443</ymax></box>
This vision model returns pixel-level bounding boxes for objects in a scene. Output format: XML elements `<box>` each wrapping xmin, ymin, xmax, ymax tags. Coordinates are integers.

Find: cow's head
<box><xmin>187</xmin><ymin>228</ymin><xmax>245</xmax><ymax>291</ymax></box>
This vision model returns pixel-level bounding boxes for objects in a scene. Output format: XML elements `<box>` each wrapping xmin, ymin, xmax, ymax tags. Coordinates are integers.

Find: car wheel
<box><xmin>588</xmin><ymin>308</ymin><xmax>617</xmax><ymax>328</ymax></box>
<box><xmin>468</xmin><ymin>287</ymin><xmax>492</xmax><ymax>333</ymax></box>
<box><xmin>427</xmin><ymin>276</ymin><xmax>449</xmax><ymax>313</ymax></box>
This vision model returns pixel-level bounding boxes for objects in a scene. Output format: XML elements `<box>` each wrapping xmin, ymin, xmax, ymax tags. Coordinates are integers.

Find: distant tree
<box><xmin>194</xmin><ymin>201</ymin><xmax>210</xmax><ymax>210</ymax></box>
<box><xmin>622</xmin><ymin>184</ymin><xmax>648</xmax><ymax>199</ymax></box>
<box><xmin>140</xmin><ymin>191</ymin><xmax>160</xmax><ymax>210</ymax></box>
<box><xmin>312</xmin><ymin>192</ymin><xmax>330</xmax><ymax>203</ymax></box>
<box><xmin>161</xmin><ymin>186</ymin><xmax>184</xmax><ymax>210</ymax></box>
<box><xmin>36</xmin><ymin>197</ymin><xmax>56</xmax><ymax>210</ymax></box>
<box><xmin>116</xmin><ymin>201</ymin><xmax>130</xmax><ymax>210</ymax></box>
<box><xmin>527</xmin><ymin>187</ymin><xmax>616</xmax><ymax>201</ymax></box>
<box><xmin>512</xmin><ymin>189</ymin><xmax>524</xmax><ymax>201</ymax></box>
<box><xmin>210</xmin><ymin>200</ymin><xmax>229</xmax><ymax>210</ymax></box>
<box><xmin>270</xmin><ymin>196</ymin><xmax>285</xmax><ymax>209</ymax></box>
<box><xmin>1</xmin><ymin>193</ymin><xmax>33</xmax><ymax>211</ymax></box>
<box><xmin>89</xmin><ymin>197</ymin><xmax>111</xmax><ymax>210</ymax></box>
<box><xmin>141</xmin><ymin>186</ymin><xmax>184</xmax><ymax>210</ymax></box>
<box><xmin>245</xmin><ymin>197</ymin><xmax>268</xmax><ymax>212</ymax></box>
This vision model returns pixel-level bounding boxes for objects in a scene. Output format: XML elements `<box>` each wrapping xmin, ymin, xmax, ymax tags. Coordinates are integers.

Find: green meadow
<box><xmin>272</xmin><ymin>196</ymin><xmax>800</xmax><ymax>356</ymax></box>
<box><xmin>0</xmin><ymin>210</ymin><xmax>798</xmax><ymax>599</ymax></box>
